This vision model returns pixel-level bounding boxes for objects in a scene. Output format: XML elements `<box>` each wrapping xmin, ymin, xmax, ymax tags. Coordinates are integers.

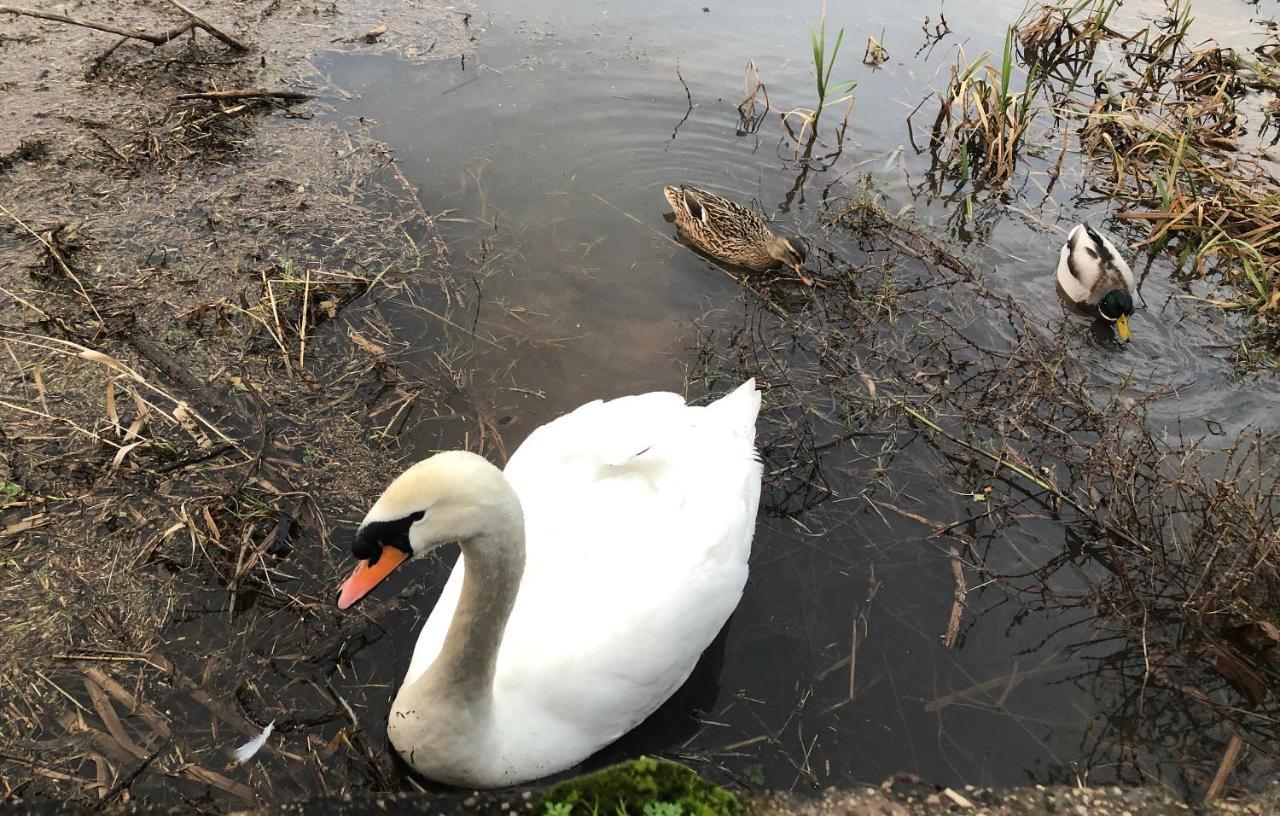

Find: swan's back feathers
<box><xmin>701</xmin><ymin>377</ymin><xmax>763</xmax><ymax>441</ymax></box>
<box><xmin>506</xmin><ymin>391</ymin><xmax>686</xmax><ymax>471</ymax></box>
<box><xmin>403</xmin><ymin>381</ymin><xmax>762</xmax><ymax>780</ymax></box>
<box><xmin>503</xmin><ymin>379</ymin><xmax>758</xmax><ymax>478</ymax></box>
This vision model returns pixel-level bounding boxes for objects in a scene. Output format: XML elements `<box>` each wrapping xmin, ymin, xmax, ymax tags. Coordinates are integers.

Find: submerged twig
<box><xmin>0</xmin><ymin>5</ymin><xmax>193</xmax><ymax>46</ymax></box>
<box><xmin>159</xmin><ymin>0</ymin><xmax>248</xmax><ymax>52</ymax></box>
<box><xmin>944</xmin><ymin>545</ymin><xmax>967</xmax><ymax>649</ymax></box>
<box><xmin>175</xmin><ymin>89</ymin><xmax>312</xmax><ymax>103</ymax></box>
<box><xmin>1204</xmin><ymin>733</ymin><xmax>1246</xmax><ymax>803</ymax></box>
<box><xmin>668</xmin><ymin>60</ymin><xmax>694</xmax><ymax>145</ymax></box>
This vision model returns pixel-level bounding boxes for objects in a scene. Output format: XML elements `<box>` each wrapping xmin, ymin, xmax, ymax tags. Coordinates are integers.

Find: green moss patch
<box><xmin>541</xmin><ymin>757</ymin><xmax>739</xmax><ymax>816</ymax></box>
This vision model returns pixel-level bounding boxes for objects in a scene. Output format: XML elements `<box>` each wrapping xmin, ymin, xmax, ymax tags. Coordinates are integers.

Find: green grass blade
<box><xmin>810</xmin><ymin>26</ymin><xmax>824</xmax><ymax>97</ymax></box>
<box><xmin>826</xmin><ymin>27</ymin><xmax>846</xmax><ymax>90</ymax></box>
<box><xmin>999</xmin><ymin>26</ymin><xmax>1014</xmax><ymax>107</ymax></box>
<box><xmin>1244</xmin><ymin>264</ymin><xmax>1265</xmax><ymax>298</ymax></box>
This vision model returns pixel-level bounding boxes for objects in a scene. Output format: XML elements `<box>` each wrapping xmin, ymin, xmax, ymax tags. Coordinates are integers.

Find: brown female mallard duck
<box><xmin>663</xmin><ymin>185</ymin><xmax>812</xmax><ymax>285</ymax></box>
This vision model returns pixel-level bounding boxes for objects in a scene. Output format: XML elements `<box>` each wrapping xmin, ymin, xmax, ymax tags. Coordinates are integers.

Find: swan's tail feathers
<box><xmin>705</xmin><ymin>378</ymin><xmax>761</xmax><ymax>439</ymax></box>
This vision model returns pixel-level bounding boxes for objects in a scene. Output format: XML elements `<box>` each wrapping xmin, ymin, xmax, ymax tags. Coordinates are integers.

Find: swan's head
<box><xmin>337</xmin><ymin>451</ymin><xmax>509</xmax><ymax>609</ymax></box>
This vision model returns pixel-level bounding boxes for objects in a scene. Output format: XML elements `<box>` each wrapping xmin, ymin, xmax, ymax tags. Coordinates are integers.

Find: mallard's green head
<box><xmin>1098</xmin><ymin>289</ymin><xmax>1134</xmax><ymax>342</ymax></box>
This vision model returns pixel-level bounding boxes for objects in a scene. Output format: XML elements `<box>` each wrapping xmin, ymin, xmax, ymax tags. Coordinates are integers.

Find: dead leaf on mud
<box><xmin>1213</xmin><ymin>643</ymin><xmax>1268</xmax><ymax>705</ymax></box>
<box><xmin>172</xmin><ymin>401</ymin><xmax>211</xmax><ymax>448</ymax></box>
<box><xmin>347</xmin><ymin>327</ymin><xmax>387</xmax><ymax>359</ymax></box>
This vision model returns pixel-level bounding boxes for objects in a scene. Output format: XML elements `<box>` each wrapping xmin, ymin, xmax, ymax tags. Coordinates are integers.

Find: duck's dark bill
<box><xmin>337</xmin><ymin>546</ymin><xmax>408</xmax><ymax>609</ymax></box>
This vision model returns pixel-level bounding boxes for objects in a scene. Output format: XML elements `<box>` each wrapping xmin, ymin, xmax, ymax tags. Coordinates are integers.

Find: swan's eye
<box><xmin>409</xmin><ymin>510</ymin><xmax>426</xmax><ymax>523</ymax></box>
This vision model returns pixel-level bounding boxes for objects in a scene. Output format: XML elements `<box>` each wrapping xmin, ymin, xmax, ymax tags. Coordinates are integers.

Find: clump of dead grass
<box><xmin>1015</xmin><ymin>0</ymin><xmax>1119</xmax><ymax>92</ymax></box>
<box><xmin>912</xmin><ymin>28</ymin><xmax>1039</xmax><ymax>202</ymax></box>
<box><xmin>1012</xmin><ymin>0</ymin><xmax>1280</xmax><ymax>356</ymax></box>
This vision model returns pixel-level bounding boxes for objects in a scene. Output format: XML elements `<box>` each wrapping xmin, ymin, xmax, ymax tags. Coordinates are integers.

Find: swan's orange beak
<box><xmin>337</xmin><ymin>546</ymin><xmax>407</xmax><ymax>609</ymax></box>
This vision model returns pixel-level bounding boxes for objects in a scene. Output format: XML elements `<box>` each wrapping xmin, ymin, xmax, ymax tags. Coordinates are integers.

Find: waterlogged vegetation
<box><xmin>916</xmin><ymin>26</ymin><xmax>1038</xmax><ymax>208</ymax></box>
<box><xmin>914</xmin><ymin>0</ymin><xmax>1280</xmax><ymax>360</ymax></box>
<box><xmin>698</xmin><ymin>190</ymin><xmax>1280</xmax><ymax>798</ymax></box>
<box><xmin>1</xmin><ymin>0</ymin><xmax>1279</xmax><ymax>810</ymax></box>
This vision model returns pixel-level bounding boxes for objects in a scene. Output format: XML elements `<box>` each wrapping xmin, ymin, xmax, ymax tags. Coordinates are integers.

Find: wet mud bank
<box><xmin>3</xmin><ymin>782</ymin><xmax>1277</xmax><ymax>816</ymax></box>
<box><xmin>0</xmin><ymin>0</ymin><xmax>481</xmax><ymax>808</ymax></box>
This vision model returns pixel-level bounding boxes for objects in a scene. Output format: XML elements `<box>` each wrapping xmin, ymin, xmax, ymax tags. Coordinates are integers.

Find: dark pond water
<box><xmin>302</xmin><ymin>0</ymin><xmax>1280</xmax><ymax>799</ymax></box>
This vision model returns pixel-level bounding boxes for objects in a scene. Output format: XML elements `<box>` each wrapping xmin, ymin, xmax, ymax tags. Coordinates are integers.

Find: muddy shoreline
<box><xmin>1</xmin><ymin>783</ymin><xmax>1275</xmax><ymax>815</ymax></box>
<box><xmin>1</xmin><ymin>0</ymin><xmax>482</xmax><ymax>806</ymax></box>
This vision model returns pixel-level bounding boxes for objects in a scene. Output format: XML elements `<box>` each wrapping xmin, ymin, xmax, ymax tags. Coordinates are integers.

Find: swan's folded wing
<box><xmin>495</xmin><ymin>384</ymin><xmax>761</xmax><ymax>746</ymax></box>
<box><xmin>506</xmin><ymin>391</ymin><xmax>689</xmax><ymax>471</ymax></box>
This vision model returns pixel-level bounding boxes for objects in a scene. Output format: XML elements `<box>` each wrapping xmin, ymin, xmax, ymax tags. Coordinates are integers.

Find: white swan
<box><xmin>336</xmin><ymin>379</ymin><xmax>763</xmax><ymax>788</ymax></box>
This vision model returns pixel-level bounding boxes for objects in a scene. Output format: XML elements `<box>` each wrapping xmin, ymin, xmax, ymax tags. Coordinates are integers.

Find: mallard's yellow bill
<box><xmin>1115</xmin><ymin>314</ymin><xmax>1131</xmax><ymax>343</ymax></box>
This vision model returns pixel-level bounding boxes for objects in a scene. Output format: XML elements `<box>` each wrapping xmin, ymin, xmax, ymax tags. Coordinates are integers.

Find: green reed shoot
<box><xmin>999</xmin><ymin>26</ymin><xmax>1015</xmax><ymax>108</ymax></box>
<box><xmin>1063</xmin><ymin>0</ymin><xmax>1119</xmax><ymax>31</ymax></box>
<box><xmin>808</xmin><ymin>6</ymin><xmax>857</xmax><ymax>131</ymax></box>
<box><xmin>779</xmin><ymin>0</ymin><xmax>859</xmax><ymax>144</ymax></box>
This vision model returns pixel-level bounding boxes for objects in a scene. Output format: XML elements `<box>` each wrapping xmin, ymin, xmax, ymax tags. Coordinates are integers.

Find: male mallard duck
<box><xmin>1056</xmin><ymin>223</ymin><xmax>1136</xmax><ymax>342</ymax></box>
<box><xmin>663</xmin><ymin>185</ymin><xmax>812</xmax><ymax>285</ymax></box>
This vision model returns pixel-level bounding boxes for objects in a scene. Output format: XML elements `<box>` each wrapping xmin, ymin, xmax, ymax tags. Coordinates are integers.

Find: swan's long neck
<box><xmin>401</xmin><ymin>488</ymin><xmax>525</xmax><ymax>711</ymax></box>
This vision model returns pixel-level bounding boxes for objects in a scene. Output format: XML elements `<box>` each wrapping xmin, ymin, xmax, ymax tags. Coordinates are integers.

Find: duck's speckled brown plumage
<box><xmin>664</xmin><ymin>185</ymin><xmax>810</xmax><ymax>283</ymax></box>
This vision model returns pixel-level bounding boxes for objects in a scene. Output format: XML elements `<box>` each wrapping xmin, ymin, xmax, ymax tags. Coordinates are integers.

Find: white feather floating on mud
<box><xmin>233</xmin><ymin>720</ymin><xmax>275</xmax><ymax>765</ymax></box>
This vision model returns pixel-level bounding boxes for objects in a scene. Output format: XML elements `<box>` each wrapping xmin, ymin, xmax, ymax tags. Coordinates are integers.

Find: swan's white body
<box><xmin>363</xmin><ymin>380</ymin><xmax>761</xmax><ymax>788</ymax></box>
